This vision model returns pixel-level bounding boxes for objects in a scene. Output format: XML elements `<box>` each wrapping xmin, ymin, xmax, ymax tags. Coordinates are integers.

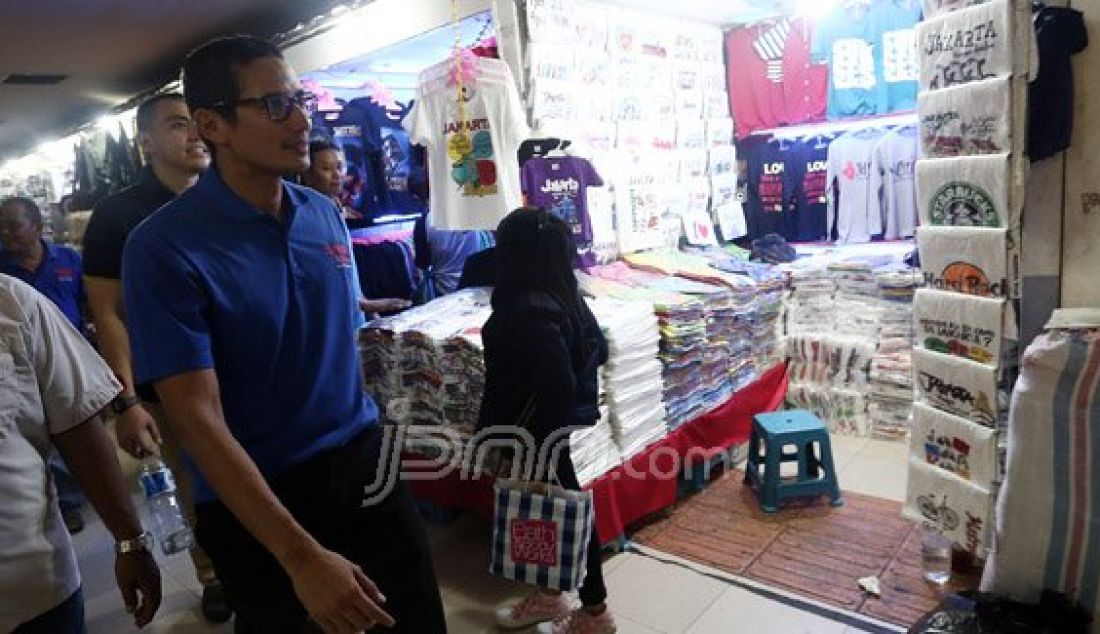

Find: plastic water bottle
<box><xmin>921</xmin><ymin>528</ymin><xmax>952</xmax><ymax>585</ymax></box>
<box><xmin>138</xmin><ymin>457</ymin><xmax>195</xmax><ymax>555</ymax></box>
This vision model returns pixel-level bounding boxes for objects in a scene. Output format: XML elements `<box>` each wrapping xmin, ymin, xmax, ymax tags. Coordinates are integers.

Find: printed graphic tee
<box><xmin>917</xmin><ymin>0</ymin><xmax>1012</xmax><ymax>91</ymax></box>
<box><xmin>873</xmin><ymin>124</ymin><xmax>920</xmax><ymax>239</ymax></box>
<box><xmin>726</xmin><ymin>19</ymin><xmax>828</xmax><ymax>137</ymax></box>
<box><xmin>812</xmin><ymin>3</ymin><xmax>879</xmax><ymax>118</ymax></box>
<box><xmin>345</xmin><ymin>98</ymin><xmax>427</xmax><ymax>216</ymax></box>
<box><xmin>826</xmin><ymin>128</ymin><xmax>886</xmax><ymax>243</ymax></box>
<box><xmin>745</xmin><ymin>138</ymin><xmax>797</xmax><ymax>240</ymax></box>
<box><xmin>521</xmin><ymin>156</ymin><xmax>605</xmax><ymax>267</ymax></box>
<box><xmin>405</xmin><ymin>62</ymin><xmax>529</xmax><ymax>230</ymax></box>
<box><xmin>787</xmin><ymin>135</ymin><xmax>835</xmax><ymax>242</ymax></box>
<box><xmin>872</xmin><ymin>0</ymin><xmax>923</xmax><ymax>112</ymax></box>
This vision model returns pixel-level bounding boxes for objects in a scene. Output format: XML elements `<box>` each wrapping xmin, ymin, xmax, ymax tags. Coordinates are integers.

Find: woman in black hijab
<box><xmin>479</xmin><ymin>208</ymin><xmax>615</xmax><ymax>633</ymax></box>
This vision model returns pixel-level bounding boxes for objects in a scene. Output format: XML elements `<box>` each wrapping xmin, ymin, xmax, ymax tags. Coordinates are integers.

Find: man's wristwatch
<box><xmin>116</xmin><ymin>531</ymin><xmax>154</xmax><ymax>555</ymax></box>
<box><xmin>111</xmin><ymin>393</ymin><xmax>140</xmax><ymax>415</ymax></box>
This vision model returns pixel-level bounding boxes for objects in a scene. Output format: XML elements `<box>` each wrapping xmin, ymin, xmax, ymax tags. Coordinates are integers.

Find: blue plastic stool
<box><xmin>743</xmin><ymin>410</ymin><xmax>843</xmax><ymax>512</ymax></box>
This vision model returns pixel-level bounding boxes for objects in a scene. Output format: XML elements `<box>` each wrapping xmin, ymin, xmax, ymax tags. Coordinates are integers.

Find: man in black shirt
<box><xmin>82</xmin><ymin>93</ymin><xmax>231</xmax><ymax>623</ymax></box>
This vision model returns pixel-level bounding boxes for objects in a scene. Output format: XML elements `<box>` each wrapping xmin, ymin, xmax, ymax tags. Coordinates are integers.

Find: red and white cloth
<box><xmin>982</xmin><ymin>317</ymin><xmax>1100</xmax><ymax>629</ymax></box>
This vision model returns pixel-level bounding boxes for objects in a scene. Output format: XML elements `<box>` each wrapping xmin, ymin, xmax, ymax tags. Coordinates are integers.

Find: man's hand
<box><xmin>115</xmin><ymin>404</ymin><xmax>162</xmax><ymax>458</ymax></box>
<box><xmin>115</xmin><ymin>550</ymin><xmax>162</xmax><ymax>628</ymax></box>
<box><xmin>286</xmin><ymin>546</ymin><xmax>395</xmax><ymax>633</ymax></box>
<box><xmin>358</xmin><ymin>298</ymin><xmax>411</xmax><ymax>315</ymax></box>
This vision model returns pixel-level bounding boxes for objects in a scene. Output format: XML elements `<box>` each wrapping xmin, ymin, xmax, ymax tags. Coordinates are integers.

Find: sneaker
<box><xmin>61</xmin><ymin>507</ymin><xmax>84</xmax><ymax>534</ymax></box>
<box><xmin>200</xmin><ymin>583</ymin><xmax>233</xmax><ymax>624</ymax></box>
<box><xmin>536</xmin><ymin>607</ymin><xmax>617</xmax><ymax>634</ymax></box>
<box><xmin>495</xmin><ymin>590</ymin><xmax>573</xmax><ymax>629</ymax></box>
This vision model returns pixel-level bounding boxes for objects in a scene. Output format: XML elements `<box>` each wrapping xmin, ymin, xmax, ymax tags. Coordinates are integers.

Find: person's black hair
<box><xmin>309</xmin><ymin>137</ymin><xmax>340</xmax><ymax>159</ymax></box>
<box><xmin>0</xmin><ymin>196</ymin><xmax>43</xmax><ymax>228</ymax></box>
<box><xmin>181</xmin><ymin>34</ymin><xmax>283</xmax><ymax>123</ymax></box>
<box><xmin>135</xmin><ymin>93</ymin><xmax>185</xmax><ymax>132</ymax></box>
<box><xmin>493</xmin><ymin>207</ymin><xmax>583</xmax><ymax>324</ymax></box>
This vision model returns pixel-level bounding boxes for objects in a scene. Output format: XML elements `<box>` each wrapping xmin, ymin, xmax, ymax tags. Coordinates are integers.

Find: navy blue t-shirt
<box><xmin>326</xmin><ymin>99</ymin><xmax>426</xmax><ymax>220</ymax></box>
<box><xmin>1028</xmin><ymin>7</ymin><xmax>1088</xmax><ymax>162</ymax></box>
<box><xmin>123</xmin><ymin>167</ymin><xmax>378</xmax><ymax>503</ymax></box>
<box><xmin>744</xmin><ymin>138</ymin><xmax>797</xmax><ymax>240</ymax></box>
<box><xmin>0</xmin><ymin>240</ymin><xmax>84</xmax><ymax>331</ymax></box>
<box><xmin>786</xmin><ymin>135</ymin><xmax>835</xmax><ymax>242</ymax></box>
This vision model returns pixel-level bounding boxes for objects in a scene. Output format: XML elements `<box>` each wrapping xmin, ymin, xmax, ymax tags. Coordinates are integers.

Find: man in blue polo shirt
<box><xmin>122</xmin><ymin>35</ymin><xmax>444</xmax><ymax>633</ymax></box>
<box><xmin>0</xmin><ymin>196</ymin><xmax>89</xmax><ymax>534</ymax></box>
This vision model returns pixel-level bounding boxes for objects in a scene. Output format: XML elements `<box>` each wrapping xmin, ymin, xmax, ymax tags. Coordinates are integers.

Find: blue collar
<box><xmin>0</xmin><ymin>239</ymin><xmax>56</xmax><ymax>273</ymax></box>
<box><xmin>193</xmin><ymin>164</ymin><xmax>310</xmax><ymax>223</ymax></box>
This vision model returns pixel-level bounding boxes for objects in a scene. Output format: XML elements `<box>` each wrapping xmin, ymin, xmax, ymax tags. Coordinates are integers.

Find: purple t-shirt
<box><xmin>520</xmin><ymin>156</ymin><xmax>604</xmax><ymax>267</ymax></box>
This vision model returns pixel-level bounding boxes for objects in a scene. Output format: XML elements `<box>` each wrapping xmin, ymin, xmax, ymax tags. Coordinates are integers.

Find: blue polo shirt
<box><xmin>123</xmin><ymin>167</ymin><xmax>378</xmax><ymax>503</ymax></box>
<box><xmin>0</xmin><ymin>240</ymin><xmax>84</xmax><ymax>331</ymax></box>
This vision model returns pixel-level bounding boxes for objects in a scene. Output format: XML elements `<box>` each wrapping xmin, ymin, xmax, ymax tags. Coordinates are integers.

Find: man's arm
<box><xmin>85</xmin><ymin>275</ymin><xmax>162</xmax><ymax>457</ymax></box>
<box><xmin>52</xmin><ymin>416</ymin><xmax>161</xmax><ymax>628</ymax></box>
<box><xmin>19</xmin><ymin>276</ymin><xmax>162</xmax><ymax>629</ymax></box>
<box><xmin>155</xmin><ymin>369</ymin><xmax>395</xmax><ymax>632</ymax></box>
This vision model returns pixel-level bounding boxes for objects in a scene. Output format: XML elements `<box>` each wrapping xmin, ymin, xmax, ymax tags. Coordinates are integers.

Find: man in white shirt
<box><xmin>0</xmin><ymin>274</ymin><xmax>161</xmax><ymax>632</ymax></box>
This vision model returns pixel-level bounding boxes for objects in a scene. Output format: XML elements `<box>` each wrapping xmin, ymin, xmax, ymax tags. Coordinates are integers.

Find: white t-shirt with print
<box><xmin>0</xmin><ymin>275</ymin><xmax>121</xmax><ymax>630</ymax></box>
<box><xmin>405</xmin><ymin>60</ymin><xmax>530</xmax><ymax>231</ymax></box>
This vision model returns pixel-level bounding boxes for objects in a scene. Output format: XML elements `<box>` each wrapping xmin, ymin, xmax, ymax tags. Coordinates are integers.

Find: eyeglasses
<box><xmin>213</xmin><ymin>90</ymin><xmax>317</xmax><ymax>122</ymax></box>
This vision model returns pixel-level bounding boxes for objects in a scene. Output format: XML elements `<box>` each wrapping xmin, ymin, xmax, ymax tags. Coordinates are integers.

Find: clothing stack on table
<box><xmin>358</xmin><ymin>327</ymin><xmax>398</xmax><ymax>407</ymax></box>
<box><xmin>866</xmin><ymin>268</ymin><xmax>921</xmax><ymax>440</ymax></box>
<box><xmin>588</xmin><ymin>263</ymin><xmax>734</xmax><ymax>429</ymax></box>
<box><xmin>579</xmin><ymin>272</ymin><xmax>707</xmax><ymax>432</ymax></box>
<box><xmin>693</xmin><ymin>254</ymin><xmax>781</xmax><ymax>378</ymax></box>
<box><xmin>629</xmin><ymin>249</ymin><xmax>762</xmax><ymax>383</ymax></box>
<box><xmin>569</xmin><ymin>403</ymin><xmax>618</xmax><ymax>486</ymax></box>
<box><xmin>587</xmin><ymin>297</ymin><xmax>667</xmax><ymax>462</ymax></box>
<box><xmin>359</xmin><ymin>289</ymin><xmax>493</xmax><ymax>457</ymax></box>
<box><xmin>783</xmin><ymin>264</ymin><xmax>836</xmax><ymax>335</ymax></box>
<box><xmin>829</xmin><ymin>261</ymin><xmax>883</xmax><ymax>336</ymax></box>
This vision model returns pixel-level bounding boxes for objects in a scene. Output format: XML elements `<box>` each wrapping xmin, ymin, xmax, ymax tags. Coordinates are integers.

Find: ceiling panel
<box><xmin>0</xmin><ymin>0</ymin><xmax>348</xmax><ymax>161</ymax></box>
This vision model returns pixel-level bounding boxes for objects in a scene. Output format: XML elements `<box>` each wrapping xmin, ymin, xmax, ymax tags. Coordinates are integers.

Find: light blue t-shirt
<box><xmin>812</xmin><ymin>0</ymin><xmax>922</xmax><ymax>118</ymax></box>
<box><xmin>871</xmin><ymin>0</ymin><xmax>923</xmax><ymax>113</ymax></box>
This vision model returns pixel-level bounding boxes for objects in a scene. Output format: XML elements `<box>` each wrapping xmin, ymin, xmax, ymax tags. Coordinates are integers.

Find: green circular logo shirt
<box><xmin>929</xmin><ymin>182</ymin><xmax>1000</xmax><ymax>227</ymax></box>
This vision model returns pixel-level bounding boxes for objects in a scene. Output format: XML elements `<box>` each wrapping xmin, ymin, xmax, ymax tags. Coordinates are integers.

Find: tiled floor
<box><xmin>73</xmin><ymin>433</ymin><xmax>907</xmax><ymax>633</ymax></box>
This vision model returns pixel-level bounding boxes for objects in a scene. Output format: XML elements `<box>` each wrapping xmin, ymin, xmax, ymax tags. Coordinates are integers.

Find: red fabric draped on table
<box><xmin>405</xmin><ymin>363</ymin><xmax>789</xmax><ymax>544</ymax></box>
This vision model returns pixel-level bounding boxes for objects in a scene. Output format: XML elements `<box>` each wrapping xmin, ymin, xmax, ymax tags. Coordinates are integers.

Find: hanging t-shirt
<box><xmin>918</xmin><ymin>77</ymin><xmax>1011</xmax><ymax>158</ymax></box>
<box><xmin>726</xmin><ymin>19</ymin><xmax>828</xmax><ymax>137</ymax></box>
<box><xmin>726</xmin><ymin>22</ymin><xmax>787</xmax><ymax>136</ymax></box>
<box><xmin>917</xmin><ymin>0</ymin><xmax>1012</xmax><ymax>91</ymax></box>
<box><xmin>826</xmin><ymin>128</ymin><xmax>886</xmax><ymax>243</ymax></box>
<box><xmin>345</xmin><ymin>98</ymin><xmax>427</xmax><ymax>217</ymax></box>
<box><xmin>1028</xmin><ymin>6</ymin><xmax>1088</xmax><ymax>162</ymax></box>
<box><xmin>520</xmin><ymin>156</ymin><xmax>605</xmax><ymax>267</ymax></box>
<box><xmin>405</xmin><ymin>61</ymin><xmax>529</xmax><ymax>231</ymax></box>
<box><xmin>787</xmin><ymin>134</ymin><xmax>835</xmax><ymax>242</ymax></box>
<box><xmin>329</xmin><ymin>104</ymin><xmax>386</xmax><ymax>216</ymax></box>
<box><xmin>744</xmin><ymin>138</ymin><xmax>797</xmax><ymax>240</ymax></box>
<box><xmin>812</xmin><ymin>3</ymin><xmax>879</xmax><ymax>119</ymax></box>
<box><xmin>872</xmin><ymin>0</ymin><xmax>923</xmax><ymax>112</ymax></box>
<box><xmin>873</xmin><ymin>124</ymin><xmax>920</xmax><ymax>239</ymax></box>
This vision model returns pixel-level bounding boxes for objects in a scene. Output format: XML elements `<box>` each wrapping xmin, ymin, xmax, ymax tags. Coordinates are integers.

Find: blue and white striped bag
<box><xmin>490</xmin><ymin>479</ymin><xmax>595</xmax><ymax>591</ymax></box>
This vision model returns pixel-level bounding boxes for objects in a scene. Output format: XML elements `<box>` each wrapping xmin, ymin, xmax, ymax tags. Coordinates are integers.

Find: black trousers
<box><xmin>13</xmin><ymin>588</ymin><xmax>84</xmax><ymax>633</ymax></box>
<box><xmin>195</xmin><ymin>426</ymin><xmax>446</xmax><ymax>633</ymax></box>
<box><xmin>548</xmin><ymin>445</ymin><xmax>607</xmax><ymax>608</ymax></box>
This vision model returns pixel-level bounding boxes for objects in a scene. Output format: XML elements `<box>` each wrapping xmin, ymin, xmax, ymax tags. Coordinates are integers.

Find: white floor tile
<box><xmin>603</xmin><ymin>553</ymin><xmax>726</xmax><ymax>633</ymax></box>
<box><xmin>616</xmin><ymin>614</ymin><xmax>665</xmax><ymax>633</ymax></box>
<box><xmin>839</xmin><ymin>454</ymin><xmax>909</xmax><ymax>502</ymax></box>
<box><xmin>685</xmin><ymin>586</ymin><xmax>848</xmax><ymax>634</ymax></box>
<box><xmin>828</xmin><ymin>434</ymin><xmax>869</xmax><ymax>471</ymax></box>
<box><xmin>858</xmin><ymin>439</ymin><xmax>909</xmax><ymax>463</ymax></box>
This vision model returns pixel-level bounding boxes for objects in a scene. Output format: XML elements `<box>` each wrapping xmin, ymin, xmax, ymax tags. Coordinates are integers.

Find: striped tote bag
<box><xmin>490</xmin><ymin>480</ymin><xmax>595</xmax><ymax>591</ymax></box>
